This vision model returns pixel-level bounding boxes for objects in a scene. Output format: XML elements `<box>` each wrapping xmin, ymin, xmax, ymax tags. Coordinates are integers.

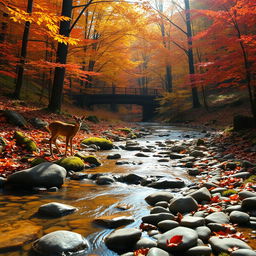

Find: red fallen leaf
<box><xmin>229</xmin><ymin>194</ymin><xmax>239</xmax><ymax>201</ymax></box>
<box><xmin>166</xmin><ymin>235</ymin><xmax>183</xmax><ymax>247</ymax></box>
<box><xmin>211</xmin><ymin>195</ymin><xmax>220</xmax><ymax>203</ymax></box>
<box><xmin>134</xmin><ymin>248</ymin><xmax>149</xmax><ymax>256</ymax></box>
<box><xmin>175</xmin><ymin>212</ymin><xmax>183</xmax><ymax>223</ymax></box>
<box><xmin>139</xmin><ymin>223</ymin><xmax>157</xmax><ymax>231</ymax></box>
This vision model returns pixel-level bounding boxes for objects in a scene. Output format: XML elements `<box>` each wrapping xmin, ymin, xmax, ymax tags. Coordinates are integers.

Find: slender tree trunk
<box><xmin>13</xmin><ymin>0</ymin><xmax>33</xmax><ymax>99</ymax></box>
<box><xmin>165</xmin><ymin>65</ymin><xmax>172</xmax><ymax>92</ymax></box>
<box><xmin>48</xmin><ymin>0</ymin><xmax>72</xmax><ymax>113</ymax></box>
<box><xmin>184</xmin><ymin>0</ymin><xmax>201</xmax><ymax>108</ymax></box>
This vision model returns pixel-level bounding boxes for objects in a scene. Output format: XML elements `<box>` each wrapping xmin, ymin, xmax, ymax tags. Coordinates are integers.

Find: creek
<box><xmin>0</xmin><ymin>123</ymin><xmax>205</xmax><ymax>256</ymax></box>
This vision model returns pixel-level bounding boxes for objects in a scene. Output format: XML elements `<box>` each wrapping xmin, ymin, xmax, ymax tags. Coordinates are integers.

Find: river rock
<box><xmin>209</xmin><ymin>236</ymin><xmax>251</xmax><ymax>254</ymax></box>
<box><xmin>189</xmin><ymin>187</ymin><xmax>211</xmax><ymax>202</ymax></box>
<box><xmin>241</xmin><ymin>196</ymin><xmax>256</xmax><ymax>210</ymax></box>
<box><xmin>180</xmin><ymin>216</ymin><xmax>205</xmax><ymax>228</ymax></box>
<box><xmin>0</xmin><ymin>177</ymin><xmax>6</xmax><ymax>188</ymax></box>
<box><xmin>231</xmin><ymin>172</ymin><xmax>250</xmax><ymax>179</ymax></box>
<box><xmin>30</xmin><ymin>117</ymin><xmax>48</xmax><ymax>129</ymax></box>
<box><xmin>158</xmin><ymin>220</ymin><xmax>179</xmax><ymax>232</ymax></box>
<box><xmin>170</xmin><ymin>153</ymin><xmax>186</xmax><ymax>159</ymax></box>
<box><xmin>155</xmin><ymin>201</ymin><xmax>169</xmax><ymax>208</ymax></box>
<box><xmin>107</xmin><ymin>153</ymin><xmax>121</xmax><ymax>159</ymax></box>
<box><xmin>117</xmin><ymin>173</ymin><xmax>144</xmax><ymax>184</ymax></box>
<box><xmin>7</xmin><ymin>162</ymin><xmax>66</xmax><ymax>188</ymax></box>
<box><xmin>195</xmin><ymin>226</ymin><xmax>211</xmax><ymax>242</ymax></box>
<box><xmin>169</xmin><ymin>196</ymin><xmax>198</xmax><ymax>214</ymax></box>
<box><xmin>205</xmin><ymin>212</ymin><xmax>230</xmax><ymax>224</ymax></box>
<box><xmin>145</xmin><ymin>192</ymin><xmax>174</xmax><ymax>206</ymax></box>
<box><xmin>147</xmin><ymin>179</ymin><xmax>185</xmax><ymax>189</ymax></box>
<box><xmin>105</xmin><ymin>228</ymin><xmax>141</xmax><ymax>253</ymax></box>
<box><xmin>93</xmin><ymin>215</ymin><xmax>134</xmax><ymax>228</ymax></box>
<box><xmin>142</xmin><ymin>213</ymin><xmax>175</xmax><ymax>225</ymax></box>
<box><xmin>0</xmin><ymin>220</ymin><xmax>41</xmax><ymax>252</ymax></box>
<box><xmin>135</xmin><ymin>152</ymin><xmax>150</xmax><ymax>157</ymax></box>
<box><xmin>33</xmin><ymin>230</ymin><xmax>89</xmax><ymax>256</ymax></box>
<box><xmin>186</xmin><ymin>246</ymin><xmax>212</xmax><ymax>256</ymax></box>
<box><xmin>96</xmin><ymin>175</ymin><xmax>115</xmax><ymax>185</ymax></box>
<box><xmin>189</xmin><ymin>150</ymin><xmax>205</xmax><ymax>157</ymax></box>
<box><xmin>226</xmin><ymin>205</ymin><xmax>242</xmax><ymax>213</ymax></box>
<box><xmin>135</xmin><ymin>237</ymin><xmax>157</xmax><ymax>249</ymax></box>
<box><xmin>150</xmin><ymin>206</ymin><xmax>170</xmax><ymax>214</ymax></box>
<box><xmin>239</xmin><ymin>191</ymin><xmax>256</xmax><ymax>200</ymax></box>
<box><xmin>231</xmin><ymin>249</ymin><xmax>256</xmax><ymax>256</ymax></box>
<box><xmin>157</xmin><ymin>227</ymin><xmax>198</xmax><ymax>252</ymax></box>
<box><xmin>187</xmin><ymin>168</ymin><xmax>200</xmax><ymax>176</ymax></box>
<box><xmin>38</xmin><ymin>202</ymin><xmax>77</xmax><ymax>217</ymax></box>
<box><xmin>230</xmin><ymin>211</ymin><xmax>250</xmax><ymax>225</ymax></box>
<box><xmin>147</xmin><ymin>247</ymin><xmax>172</xmax><ymax>256</ymax></box>
<box><xmin>170</xmin><ymin>145</ymin><xmax>186</xmax><ymax>153</ymax></box>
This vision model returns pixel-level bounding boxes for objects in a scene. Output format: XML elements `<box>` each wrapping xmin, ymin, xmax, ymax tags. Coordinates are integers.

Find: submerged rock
<box><xmin>38</xmin><ymin>202</ymin><xmax>77</xmax><ymax>217</ymax></box>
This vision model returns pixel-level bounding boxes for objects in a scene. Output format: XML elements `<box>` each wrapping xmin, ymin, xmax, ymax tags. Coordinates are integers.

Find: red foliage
<box><xmin>166</xmin><ymin>235</ymin><xmax>183</xmax><ymax>247</ymax></box>
<box><xmin>133</xmin><ymin>248</ymin><xmax>149</xmax><ymax>256</ymax></box>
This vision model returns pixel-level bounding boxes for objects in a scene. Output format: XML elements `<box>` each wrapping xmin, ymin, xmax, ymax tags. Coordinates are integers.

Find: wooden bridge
<box><xmin>72</xmin><ymin>86</ymin><xmax>162</xmax><ymax>121</ymax></box>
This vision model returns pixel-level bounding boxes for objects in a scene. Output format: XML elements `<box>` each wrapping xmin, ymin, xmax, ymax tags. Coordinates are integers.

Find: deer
<box><xmin>46</xmin><ymin>116</ymin><xmax>86</xmax><ymax>156</ymax></box>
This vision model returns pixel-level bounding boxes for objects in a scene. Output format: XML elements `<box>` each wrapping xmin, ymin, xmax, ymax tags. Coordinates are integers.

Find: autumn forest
<box><xmin>0</xmin><ymin>0</ymin><xmax>255</xmax><ymax>120</ymax></box>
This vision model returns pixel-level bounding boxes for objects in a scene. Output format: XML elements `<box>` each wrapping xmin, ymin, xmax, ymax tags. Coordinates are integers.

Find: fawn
<box><xmin>47</xmin><ymin>116</ymin><xmax>86</xmax><ymax>156</ymax></box>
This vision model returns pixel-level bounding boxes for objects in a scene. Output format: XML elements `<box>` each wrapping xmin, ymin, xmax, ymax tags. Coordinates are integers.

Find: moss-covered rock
<box><xmin>56</xmin><ymin>156</ymin><xmax>85</xmax><ymax>172</ymax></box>
<box><xmin>75</xmin><ymin>153</ymin><xmax>101</xmax><ymax>166</ymax></box>
<box><xmin>30</xmin><ymin>157</ymin><xmax>47</xmax><ymax>167</ymax></box>
<box><xmin>13</xmin><ymin>131</ymin><xmax>38</xmax><ymax>152</ymax></box>
<box><xmin>221</xmin><ymin>189</ymin><xmax>238</xmax><ymax>197</ymax></box>
<box><xmin>81</xmin><ymin>137</ymin><xmax>113</xmax><ymax>150</ymax></box>
<box><xmin>117</xmin><ymin>128</ymin><xmax>132</xmax><ymax>133</ymax></box>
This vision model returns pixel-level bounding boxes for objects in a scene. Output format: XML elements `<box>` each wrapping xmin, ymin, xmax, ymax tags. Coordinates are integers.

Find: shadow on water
<box><xmin>0</xmin><ymin>123</ymin><xmax>206</xmax><ymax>256</ymax></box>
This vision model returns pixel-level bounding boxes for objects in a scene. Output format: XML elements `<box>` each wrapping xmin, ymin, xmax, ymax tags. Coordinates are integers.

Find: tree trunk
<box><xmin>165</xmin><ymin>65</ymin><xmax>172</xmax><ymax>92</ymax></box>
<box><xmin>184</xmin><ymin>0</ymin><xmax>201</xmax><ymax>108</ymax></box>
<box><xmin>48</xmin><ymin>0</ymin><xmax>72</xmax><ymax>113</ymax></box>
<box><xmin>13</xmin><ymin>0</ymin><xmax>33</xmax><ymax>99</ymax></box>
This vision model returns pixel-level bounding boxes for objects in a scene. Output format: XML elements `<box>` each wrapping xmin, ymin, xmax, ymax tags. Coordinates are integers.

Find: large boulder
<box><xmin>157</xmin><ymin>226</ymin><xmax>198</xmax><ymax>253</ymax></box>
<box><xmin>169</xmin><ymin>196</ymin><xmax>198</xmax><ymax>214</ymax></box>
<box><xmin>4</xmin><ymin>110</ymin><xmax>27</xmax><ymax>127</ymax></box>
<box><xmin>56</xmin><ymin>156</ymin><xmax>85</xmax><ymax>172</ymax></box>
<box><xmin>7</xmin><ymin>162</ymin><xmax>66</xmax><ymax>188</ymax></box>
<box><xmin>13</xmin><ymin>131</ymin><xmax>38</xmax><ymax>152</ymax></box>
<box><xmin>81</xmin><ymin>137</ymin><xmax>113</xmax><ymax>150</ymax></box>
<box><xmin>33</xmin><ymin>230</ymin><xmax>89</xmax><ymax>256</ymax></box>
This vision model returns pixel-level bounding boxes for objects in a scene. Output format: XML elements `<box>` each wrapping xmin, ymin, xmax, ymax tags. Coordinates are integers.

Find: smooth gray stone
<box><xmin>157</xmin><ymin>227</ymin><xmax>198</xmax><ymax>252</ymax></box>
<box><xmin>242</xmin><ymin>196</ymin><xmax>256</xmax><ymax>210</ymax></box>
<box><xmin>4</xmin><ymin>110</ymin><xmax>27</xmax><ymax>127</ymax></box>
<box><xmin>180</xmin><ymin>216</ymin><xmax>205</xmax><ymax>228</ymax></box>
<box><xmin>226</xmin><ymin>205</ymin><xmax>242</xmax><ymax>213</ymax></box>
<box><xmin>169</xmin><ymin>196</ymin><xmax>198</xmax><ymax>214</ymax></box>
<box><xmin>170</xmin><ymin>153</ymin><xmax>187</xmax><ymax>159</ymax></box>
<box><xmin>142</xmin><ymin>213</ymin><xmax>175</xmax><ymax>225</ymax></box>
<box><xmin>239</xmin><ymin>191</ymin><xmax>256</xmax><ymax>200</ymax></box>
<box><xmin>120</xmin><ymin>253</ymin><xmax>134</xmax><ymax>256</ymax></box>
<box><xmin>231</xmin><ymin>249</ymin><xmax>256</xmax><ymax>256</ymax></box>
<box><xmin>147</xmin><ymin>247</ymin><xmax>173</xmax><ymax>256</ymax></box>
<box><xmin>33</xmin><ymin>230</ymin><xmax>89</xmax><ymax>256</ymax></box>
<box><xmin>202</xmin><ymin>182</ymin><xmax>218</xmax><ymax>189</ymax></box>
<box><xmin>209</xmin><ymin>237</ymin><xmax>251</xmax><ymax>254</ymax></box>
<box><xmin>96</xmin><ymin>175</ymin><xmax>115</xmax><ymax>185</ymax></box>
<box><xmin>207</xmin><ymin>223</ymin><xmax>236</xmax><ymax>233</ymax></box>
<box><xmin>158</xmin><ymin>220</ymin><xmax>179</xmax><ymax>232</ymax></box>
<box><xmin>107</xmin><ymin>153</ymin><xmax>121</xmax><ymax>159</ymax></box>
<box><xmin>230</xmin><ymin>211</ymin><xmax>250</xmax><ymax>224</ymax></box>
<box><xmin>231</xmin><ymin>172</ymin><xmax>250</xmax><ymax>179</ymax></box>
<box><xmin>148</xmin><ymin>179</ymin><xmax>185</xmax><ymax>189</ymax></box>
<box><xmin>7</xmin><ymin>162</ymin><xmax>66</xmax><ymax>188</ymax></box>
<box><xmin>187</xmin><ymin>168</ymin><xmax>200</xmax><ymax>176</ymax></box>
<box><xmin>135</xmin><ymin>237</ymin><xmax>157</xmax><ymax>249</ymax></box>
<box><xmin>150</xmin><ymin>206</ymin><xmax>170</xmax><ymax>214</ymax></box>
<box><xmin>105</xmin><ymin>228</ymin><xmax>142</xmax><ymax>253</ymax></box>
<box><xmin>189</xmin><ymin>187</ymin><xmax>211</xmax><ymax>202</ymax></box>
<box><xmin>38</xmin><ymin>202</ymin><xmax>77</xmax><ymax>217</ymax></box>
<box><xmin>205</xmin><ymin>212</ymin><xmax>230</xmax><ymax>224</ymax></box>
<box><xmin>210</xmin><ymin>187</ymin><xmax>227</xmax><ymax>194</ymax></box>
<box><xmin>93</xmin><ymin>216</ymin><xmax>134</xmax><ymax>228</ymax></box>
<box><xmin>117</xmin><ymin>173</ymin><xmax>143</xmax><ymax>184</ymax></box>
<box><xmin>189</xmin><ymin>150</ymin><xmax>205</xmax><ymax>157</ymax></box>
<box><xmin>155</xmin><ymin>201</ymin><xmax>169</xmax><ymax>208</ymax></box>
<box><xmin>193</xmin><ymin>211</ymin><xmax>206</xmax><ymax>217</ymax></box>
<box><xmin>186</xmin><ymin>246</ymin><xmax>212</xmax><ymax>256</ymax></box>
<box><xmin>170</xmin><ymin>145</ymin><xmax>186</xmax><ymax>153</ymax></box>
<box><xmin>145</xmin><ymin>192</ymin><xmax>174</xmax><ymax>206</ymax></box>
<box><xmin>195</xmin><ymin>226</ymin><xmax>211</xmax><ymax>242</ymax></box>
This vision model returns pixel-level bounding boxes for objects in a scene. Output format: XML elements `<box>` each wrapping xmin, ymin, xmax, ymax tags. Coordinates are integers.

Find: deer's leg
<box><xmin>50</xmin><ymin>135</ymin><xmax>59</xmax><ymax>155</ymax></box>
<box><xmin>53</xmin><ymin>135</ymin><xmax>61</xmax><ymax>154</ymax></box>
<box><xmin>65</xmin><ymin>137</ymin><xmax>69</xmax><ymax>156</ymax></box>
<box><xmin>70</xmin><ymin>138</ymin><xmax>73</xmax><ymax>156</ymax></box>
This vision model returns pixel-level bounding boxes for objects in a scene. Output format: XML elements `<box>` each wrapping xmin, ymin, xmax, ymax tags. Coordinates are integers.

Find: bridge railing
<box><xmin>82</xmin><ymin>87</ymin><xmax>162</xmax><ymax>96</ymax></box>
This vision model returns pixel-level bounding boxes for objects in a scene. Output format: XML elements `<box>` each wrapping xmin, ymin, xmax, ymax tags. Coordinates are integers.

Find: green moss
<box><xmin>30</xmin><ymin>157</ymin><xmax>47</xmax><ymax>166</ymax></box>
<box><xmin>13</xmin><ymin>131</ymin><xmax>38</xmax><ymax>152</ymax></box>
<box><xmin>56</xmin><ymin>156</ymin><xmax>85</xmax><ymax>172</ymax></box>
<box><xmin>218</xmin><ymin>253</ymin><xmax>229</xmax><ymax>256</ymax></box>
<box><xmin>221</xmin><ymin>189</ymin><xmax>238</xmax><ymax>197</ymax></box>
<box><xmin>244</xmin><ymin>175</ymin><xmax>256</xmax><ymax>184</ymax></box>
<box><xmin>224</xmin><ymin>126</ymin><xmax>234</xmax><ymax>133</ymax></box>
<box><xmin>117</xmin><ymin>127</ymin><xmax>132</xmax><ymax>133</ymax></box>
<box><xmin>81</xmin><ymin>137</ymin><xmax>113</xmax><ymax>150</ymax></box>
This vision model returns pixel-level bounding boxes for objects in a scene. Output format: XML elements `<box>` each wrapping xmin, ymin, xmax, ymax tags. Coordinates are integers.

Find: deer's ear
<box><xmin>81</xmin><ymin>116</ymin><xmax>86</xmax><ymax>120</ymax></box>
<box><xmin>73</xmin><ymin>115</ymin><xmax>78</xmax><ymax>121</ymax></box>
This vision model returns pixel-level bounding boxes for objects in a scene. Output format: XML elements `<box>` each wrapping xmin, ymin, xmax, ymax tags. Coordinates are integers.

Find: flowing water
<box><xmin>0</xmin><ymin>124</ymin><xmax>205</xmax><ymax>256</ymax></box>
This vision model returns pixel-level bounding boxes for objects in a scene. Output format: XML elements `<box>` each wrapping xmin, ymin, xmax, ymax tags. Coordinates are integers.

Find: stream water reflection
<box><xmin>0</xmin><ymin>123</ymin><xmax>205</xmax><ymax>256</ymax></box>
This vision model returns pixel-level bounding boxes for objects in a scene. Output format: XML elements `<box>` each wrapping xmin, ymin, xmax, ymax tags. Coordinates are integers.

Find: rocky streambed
<box><xmin>0</xmin><ymin>123</ymin><xmax>256</xmax><ymax>256</ymax></box>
